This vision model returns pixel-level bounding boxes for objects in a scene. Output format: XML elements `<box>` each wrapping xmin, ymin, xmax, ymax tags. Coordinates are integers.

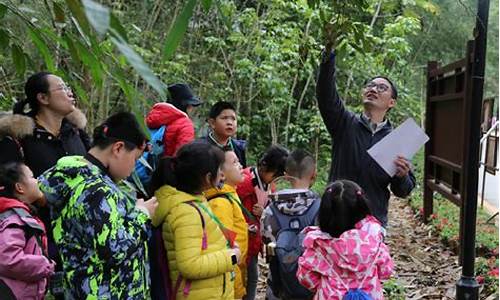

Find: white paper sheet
<box><xmin>367</xmin><ymin>118</ymin><xmax>429</xmax><ymax>177</ymax></box>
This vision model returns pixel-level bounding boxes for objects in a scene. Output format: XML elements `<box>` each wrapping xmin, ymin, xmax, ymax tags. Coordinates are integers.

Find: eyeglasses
<box><xmin>364</xmin><ymin>82</ymin><xmax>390</xmax><ymax>93</ymax></box>
<box><xmin>49</xmin><ymin>85</ymin><xmax>72</xmax><ymax>93</ymax></box>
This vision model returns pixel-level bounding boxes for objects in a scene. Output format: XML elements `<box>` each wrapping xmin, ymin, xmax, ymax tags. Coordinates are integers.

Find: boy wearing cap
<box><xmin>146</xmin><ymin>83</ymin><xmax>202</xmax><ymax>157</ymax></box>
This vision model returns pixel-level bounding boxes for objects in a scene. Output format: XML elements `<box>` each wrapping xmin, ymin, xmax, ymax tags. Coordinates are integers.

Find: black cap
<box><xmin>168</xmin><ymin>83</ymin><xmax>202</xmax><ymax>111</ymax></box>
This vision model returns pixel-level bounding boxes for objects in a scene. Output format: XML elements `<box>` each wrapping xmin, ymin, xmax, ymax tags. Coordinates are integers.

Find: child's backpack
<box><xmin>149</xmin><ymin>225</ymin><xmax>173</xmax><ymax>300</ymax></box>
<box><xmin>133</xmin><ymin>125</ymin><xmax>167</xmax><ymax>191</ymax></box>
<box><xmin>269</xmin><ymin>194</ymin><xmax>320</xmax><ymax>299</ymax></box>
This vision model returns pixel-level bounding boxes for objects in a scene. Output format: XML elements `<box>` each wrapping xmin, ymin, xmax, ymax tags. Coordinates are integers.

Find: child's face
<box><xmin>17</xmin><ymin>165</ymin><xmax>43</xmax><ymax>204</ymax></box>
<box><xmin>259</xmin><ymin>169</ymin><xmax>280</xmax><ymax>185</ymax></box>
<box><xmin>209</xmin><ymin>109</ymin><xmax>237</xmax><ymax>139</ymax></box>
<box><xmin>222</xmin><ymin>151</ymin><xmax>244</xmax><ymax>187</ymax></box>
<box><xmin>108</xmin><ymin>142</ymin><xmax>145</xmax><ymax>181</ymax></box>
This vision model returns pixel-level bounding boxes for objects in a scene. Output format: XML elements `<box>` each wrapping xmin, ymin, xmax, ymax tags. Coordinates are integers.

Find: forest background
<box><xmin>0</xmin><ymin>0</ymin><xmax>498</xmax><ymax>188</ymax></box>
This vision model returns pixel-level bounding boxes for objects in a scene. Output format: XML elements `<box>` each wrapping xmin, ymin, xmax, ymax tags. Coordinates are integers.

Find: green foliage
<box><xmin>0</xmin><ymin>0</ymin><xmax>497</xmax><ymax>164</ymax></box>
<box><xmin>383</xmin><ymin>278</ymin><xmax>406</xmax><ymax>300</ymax></box>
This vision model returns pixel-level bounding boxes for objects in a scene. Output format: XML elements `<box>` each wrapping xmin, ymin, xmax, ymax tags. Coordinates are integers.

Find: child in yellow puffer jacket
<box><xmin>205</xmin><ymin>150</ymin><xmax>249</xmax><ymax>299</ymax></box>
<box><xmin>150</xmin><ymin>142</ymin><xmax>240</xmax><ymax>300</ymax></box>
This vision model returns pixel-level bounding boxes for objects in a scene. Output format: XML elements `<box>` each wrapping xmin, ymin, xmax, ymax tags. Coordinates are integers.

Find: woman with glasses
<box><xmin>7</xmin><ymin>72</ymin><xmax>90</xmax><ymax>177</ymax></box>
<box><xmin>1</xmin><ymin>71</ymin><xmax>90</xmax><ymax>298</ymax></box>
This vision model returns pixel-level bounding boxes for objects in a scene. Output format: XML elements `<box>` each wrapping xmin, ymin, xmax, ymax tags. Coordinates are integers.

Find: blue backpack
<box><xmin>132</xmin><ymin>125</ymin><xmax>167</xmax><ymax>194</ymax></box>
<box><xmin>269</xmin><ymin>197</ymin><xmax>320</xmax><ymax>299</ymax></box>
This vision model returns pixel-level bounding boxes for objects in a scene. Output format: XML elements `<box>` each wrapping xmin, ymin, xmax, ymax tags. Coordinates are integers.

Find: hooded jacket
<box><xmin>236</xmin><ymin>167</ymin><xmax>266</xmax><ymax>258</ymax></box>
<box><xmin>0</xmin><ymin>113</ymin><xmax>35</xmax><ymax>164</ymax></box>
<box><xmin>0</xmin><ymin>197</ymin><xmax>53</xmax><ymax>300</ymax></box>
<box><xmin>297</xmin><ymin>216</ymin><xmax>393</xmax><ymax>300</ymax></box>
<box><xmin>38</xmin><ymin>156</ymin><xmax>150</xmax><ymax>299</ymax></box>
<box><xmin>205</xmin><ymin>184</ymin><xmax>249</xmax><ymax>298</ymax></box>
<box><xmin>146</xmin><ymin>103</ymin><xmax>195</xmax><ymax>157</ymax></box>
<box><xmin>152</xmin><ymin>185</ymin><xmax>235</xmax><ymax>300</ymax></box>
<box><xmin>4</xmin><ymin>109</ymin><xmax>91</xmax><ymax>178</ymax></box>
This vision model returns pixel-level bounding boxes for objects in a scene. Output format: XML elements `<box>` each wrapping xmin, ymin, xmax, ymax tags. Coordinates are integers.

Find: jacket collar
<box><xmin>0</xmin><ymin>113</ymin><xmax>35</xmax><ymax>138</ymax></box>
<box><xmin>0</xmin><ymin>197</ymin><xmax>30</xmax><ymax>214</ymax></box>
<box><xmin>358</xmin><ymin>113</ymin><xmax>392</xmax><ymax>134</ymax></box>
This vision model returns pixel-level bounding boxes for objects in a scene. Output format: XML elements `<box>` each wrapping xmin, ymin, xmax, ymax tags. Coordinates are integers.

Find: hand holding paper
<box><xmin>367</xmin><ymin>118</ymin><xmax>429</xmax><ymax>177</ymax></box>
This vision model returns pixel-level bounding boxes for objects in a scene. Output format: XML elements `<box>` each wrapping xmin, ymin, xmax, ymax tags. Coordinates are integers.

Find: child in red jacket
<box><xmin>236</xmin><ymin>145</ymin><xmax>289</xmax><ymax>300</ymax></box>
<box><xmin>146</xmin><ymin>83</ymin><xmax>202</xmax><ymax>157</ymax></box>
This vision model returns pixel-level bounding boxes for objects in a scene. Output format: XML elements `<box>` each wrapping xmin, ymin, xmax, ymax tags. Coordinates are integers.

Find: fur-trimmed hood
<box><xmin>0</xmin><ymin>112</ymin><xmax>35</xmax><ymax>138</ymax></box>
<box><xmin>65</xmin><ymin>108</ymin><xmax>87</xmax><ymax>130</ymax></box>
<box><xmin>0</xmin><ymin>108</ymin><xmax>87</xmax><ymax>138</ymax></box>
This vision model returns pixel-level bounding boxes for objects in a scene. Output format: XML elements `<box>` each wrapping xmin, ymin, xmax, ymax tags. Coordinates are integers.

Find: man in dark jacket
<box><xmin>317</xmin><ymin>51</ymin><xmax>415</xmax><ymax>226</ymax></box>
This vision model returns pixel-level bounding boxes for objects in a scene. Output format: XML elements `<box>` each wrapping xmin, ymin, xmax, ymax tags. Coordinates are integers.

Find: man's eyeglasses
<box><xmin>49</xmin><ymin>85</ymin><xmax>72</xmax><ymax>93</ymax></box>
<box><xmin>364</xmin><ymin>82</ymin><xmax>390</xmax><ymax>93</ymax></box>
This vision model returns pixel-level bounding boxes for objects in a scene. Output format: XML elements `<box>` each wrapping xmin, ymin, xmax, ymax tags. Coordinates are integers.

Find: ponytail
<box><xmin>14</xmin><ymin>72</ymin><xmax>52</xmax><ymax>116</ymax></box>
<box><xmin>12</xmin><ymin>99</ymin><xmax>29</xmax><ymax>115</ymax></box>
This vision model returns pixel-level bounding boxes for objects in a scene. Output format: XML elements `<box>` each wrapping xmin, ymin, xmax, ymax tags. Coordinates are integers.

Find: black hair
<box><xmin>92</xmin><ymin>112</ymin><xmax>147</xmax><ymax>150</ymax></box>
<box><xmin>0</xmin><ymin>161</ymin><xmax>25</xmax><ymax>199</ymax></box>
<box><xmin>13</xmin><ymin>72</ymin><xmax>53</xmax><ymax>116</ymax></box>
<box><xmin>208</xmin><ymin>101</ymin><xmax>236</xmax><ymax>119</ymax></box>
<box><xmin>258</xmin><ymin>144</ymin><xmax>289</xmax><ymax>176</ymax></box>
<box><xmin>366</xmin><ymin>76</ymin><xmax>398</xmax><ymax>100</ymax></box>
<box><xmin>285</xmin><ymin>149</ymin><xmax>316</xmax><ymax>179</ymax></box>
<box><xmin>149</xmin><ymin>141</ymin><xmax>224</xmax><ymax>194</ymax></box>
<box><xmin>319</xmin><ymin>180</ymin><xmax>371</xmax><ymax>238</ymax></box>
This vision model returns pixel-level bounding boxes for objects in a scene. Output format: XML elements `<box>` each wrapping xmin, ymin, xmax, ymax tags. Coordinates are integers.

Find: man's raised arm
<box><xmin>316</xmin><ymin>51</ymin><xmax>353</xmax><ymax>136</ymax></box>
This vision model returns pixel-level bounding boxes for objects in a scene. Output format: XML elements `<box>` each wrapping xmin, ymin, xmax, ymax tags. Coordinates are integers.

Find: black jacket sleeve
<box><xmin>390</xmin><ymin>170</ymin><xmax>416</xmax><ymax>198</ymax></box>
<box><xmin>0</xmin><ymin>137</ymin><xmax>24</xmax><ymax>164</ymax></box>
<box><xmin>316</xmin><ymin>51</ymin><xmax>354</xmax><ymax>137</ymax></box>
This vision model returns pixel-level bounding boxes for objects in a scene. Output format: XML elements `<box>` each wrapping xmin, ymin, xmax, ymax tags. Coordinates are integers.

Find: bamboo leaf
<box><xmin>162</xmin><ymin>0</ymin><xmax>197</xmax><ymax>61</ymax></box>
<box><xmin>65</xmin><ymin>0</ymin><xmax>90</xmax><ymax>34</ymax></box>
<box><xmin>201</xmin><ymin>0</ymin><xmax>212</xmax><ymax>12</ymax></box>
<box><xmin>62</xmin><ymin>34</ymin><xmax>79</xmax><ymax>61</ymax></box>
<box><xmin>53</xmin><ymin>2</ymin><xmax>65</xmax><ymax>23</ymax></box>
<box><xmin>0</xmin><ymin>29</ymin><xmax>9</xmax><ymax>51</ymax></box>
<box><xmin>73</xmin><ymin>39</ymin><xmax>104</xmax><ymax>87</ymax></box>
<box><xmin>28</xmin><ymin>28</ymin><xmax>56</xmax><ymax>72</ymax></box>
<box><xmin>82</xmin><ymin>0</ymin><xmax>110</xmax><ymax>36</ymax></box>
<box><xmin>110</xmin><ymin>69</ymin><xmax>150</xmax><ymax>137</ymax></box>
<box><xmin>110</xmin><ymin>13</ymin><xmax>128</xmax><ymax>42</ymax></box>
<box><xmin>11</xmin><ymin>44</ymin><xmax>26</xmax><ymax>76</ymax></box>
<box><xmin>112</xmin><ymin>35</ymin><xmax>167</xmax><ymax>100</ymax></box>
<box><xmin>0</xmin><ymin>3</ymin><xmax>7</xmax><ymax>19</ymax></box>
<box><xmin>70</xmin><ymin>80</ymin><xmax>90</xmax><ymax>106</ymax></box>
<box><xmin>214</xmin><ymin>0</ymin><xmax>231</xmax><ymax>30</ymax></box>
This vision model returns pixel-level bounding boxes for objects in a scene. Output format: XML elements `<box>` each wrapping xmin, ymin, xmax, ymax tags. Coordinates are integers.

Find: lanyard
<box><xmin>222</xmin><ymin>193</ymin><xmax>255</xmax><ymax>221</ymax></box>
<box><xmin>190</xmin><ymin>198</ymin><xmax>234</xmax><ymax>249</ymax></box>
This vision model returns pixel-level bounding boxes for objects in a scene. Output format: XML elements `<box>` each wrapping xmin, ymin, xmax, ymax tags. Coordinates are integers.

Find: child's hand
<box><xmin>252</xmin><ymin>204</ymin><xmax>263</xmax><ymax>217</ymax></box>
<box><xmin>137</xmin><ymin>197</ymin><xmax>158</xmax><ymax>218</ymax></box>
<box><xmin>46</xmin><ymin>259</ymin><xmax>56</xmax><ymax>276</ymax></box>
<box><xmin>232</xmin><ymin>243</ymin><xmax>241</xmax><ymax>264</ymax></box>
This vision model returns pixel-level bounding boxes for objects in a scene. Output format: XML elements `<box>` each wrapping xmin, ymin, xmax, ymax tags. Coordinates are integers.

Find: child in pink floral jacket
<box><xmin>297</xmin><ymin>180</ymin><xmax>394</xmax><ymax>300</ymax></box>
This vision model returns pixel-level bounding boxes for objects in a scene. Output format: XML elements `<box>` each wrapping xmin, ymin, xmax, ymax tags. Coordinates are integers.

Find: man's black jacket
<box><xmin>317</xmin><ymin>53</ymin><xmax>415</xmax><ymax>226</ymax></box>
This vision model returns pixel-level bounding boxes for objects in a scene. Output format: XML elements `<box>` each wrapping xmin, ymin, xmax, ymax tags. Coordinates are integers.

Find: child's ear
<box><xmin>204</xmin><ymin>173</ymin><xmax>214</xmax><ymax>189</ymax></box>
<box><xmin>310</xmin><ymin>170</ymin><xmax>317</xmax><ymax>186</ymax></box>
<box><xmin>14</xmin><ymin>182</ymin><xmax>24</xmax><ymax>195</ymax></box>
<box><xmin>208</xmin><ymin>118</ymin><xmax>216</xmax><ymax>129</ymax></box>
